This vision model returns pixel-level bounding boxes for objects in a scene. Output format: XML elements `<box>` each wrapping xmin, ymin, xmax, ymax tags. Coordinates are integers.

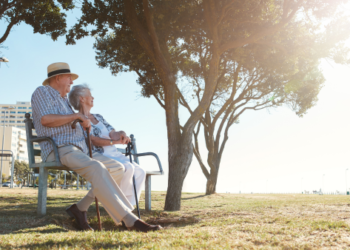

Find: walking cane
<box><xmin>126</xmin><ymin>142</ymin><xmax>141</xmax><ymax>219</ymax></box>
<box><xmin>72</xmin><ymin>120</ymin><xmax>102</xmax><ymax>231</ymax></box>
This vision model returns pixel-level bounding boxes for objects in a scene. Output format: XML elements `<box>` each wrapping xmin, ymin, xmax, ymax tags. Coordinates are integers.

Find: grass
<box><xmin>1</xmin><ymin>189</ymin><xmax>350</xmax><ymax>249</ymax></box>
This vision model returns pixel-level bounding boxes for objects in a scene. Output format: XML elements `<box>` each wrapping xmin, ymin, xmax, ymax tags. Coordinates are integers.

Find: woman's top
<box><xmin>89</xmin><ymin>114</ymin><xmax>122</xmax><ymax>157</ymax></box>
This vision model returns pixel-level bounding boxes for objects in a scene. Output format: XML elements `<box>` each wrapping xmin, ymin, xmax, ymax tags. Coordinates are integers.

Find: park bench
<box><xmin>24</xmin><ymin>113</ymin><xmax>164</xmax><ymax>216</ymax></box>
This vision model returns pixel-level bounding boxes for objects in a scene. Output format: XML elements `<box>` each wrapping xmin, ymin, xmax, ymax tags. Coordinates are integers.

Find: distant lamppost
<box><xmin>0</xmin><ymin>106</ymin><xmax>15</xmax><ymax>187</ymax></box>
<box><xmin>266</xmin><ymin>179</ymin><xmax>268</xmax><ymax>194</ymax></box>
<box><xmin>76</xmin><ymin>174</ymin><xmax>80</xmax><ymax>190</ymax></box>
<box><xmin>322</xmin><ymin>174</ymin><xmax>325</xmax><ymax>193</ymax></box>
<box><xmin>346</xmin><ymin>168</ymin><xmax>349</xmax><ymax>195</ymax></box>
<box><xmin>63</xmin><ymin>171</ymin><xmax>67</xmax><ymax>189</ymax></box>
<box><xmin>301</xmin><ymin>178</ymin><xmax>303</xmax><ymax>193</ymax></box>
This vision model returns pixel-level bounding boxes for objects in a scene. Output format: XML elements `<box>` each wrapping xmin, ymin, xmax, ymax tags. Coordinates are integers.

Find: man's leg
<box><xmin>48</xmin><ymin>146</ymin><xmax>162</xmax><ymax>232</ymax></box>
<box><xmin>47</xmin><ymin>146</ymin><xmax>133</xmax><ymax>223</ymax></box>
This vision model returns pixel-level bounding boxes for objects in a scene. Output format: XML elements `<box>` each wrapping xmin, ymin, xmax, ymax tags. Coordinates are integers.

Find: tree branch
<box><xmin>142</xmin><ymin>0</ymin><xmax>166</xmax><ymax>67</ymax></box>
<box><xmin>0</xmin><ymin>18</ymin><xmax>17</xmax><ymax>44</ymax></box>
<box><xmin>211</xmin><ymin>63</ymin><xmax>241</xmax><ymax>128</ymax></box>
<box><xmin>192</xmin><ymin>122</ymin><xmax>210</xmax><ymax>179</ymax></box>
<box><xmin>153</xmin><ymin>93</ymin><xmax>165</xmax><ymax>109</ymax></box>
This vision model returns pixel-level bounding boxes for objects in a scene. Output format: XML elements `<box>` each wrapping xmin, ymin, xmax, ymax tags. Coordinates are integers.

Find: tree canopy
<box><xmin>67</xmin><ymin>0</ymin><xmax>350</xmax><ymax>210</ymax></box>
<box><xmin>0</xmin><ymin>0</ymin><xmax>75</xmax><ymax>44</ymax></box>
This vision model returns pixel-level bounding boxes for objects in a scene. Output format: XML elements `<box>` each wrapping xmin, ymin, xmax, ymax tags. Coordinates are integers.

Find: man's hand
<box><xmin>77</xmin><ymin>113</ymin><xmax>91</xmax><ymax>132</ymax></box>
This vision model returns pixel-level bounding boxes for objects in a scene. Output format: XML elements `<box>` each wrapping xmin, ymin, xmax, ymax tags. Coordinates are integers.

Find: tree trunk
<box><xmin>163</xmin><ymin>77</ymin><xmax>194</xmax><ymax>211</ymax></box>
<box><xmin>206</xmin><ymin>171</ymin><xmax>218</xmax><ymax>195</ymax></box>
<box><xmin>164</xmin><ymin>143</ymin><xmax>194</xmax><ymax>210</ymax></box>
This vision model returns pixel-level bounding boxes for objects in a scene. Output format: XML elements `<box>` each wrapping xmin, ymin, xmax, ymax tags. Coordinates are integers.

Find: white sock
<box><xmin>76</xmin><ymin>196</ymin><xmax>95</xmax><ymax>211</ymax></box>
<box><xmin>122</xmin><ymin>213</ymin><xmax>138</xmax><ymax>227</ymax></box>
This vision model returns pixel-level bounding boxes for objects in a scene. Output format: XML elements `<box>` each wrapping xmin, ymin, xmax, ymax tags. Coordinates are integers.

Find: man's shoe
<box><xmin>66</xmin><ymin>204</ymin><xmax>94</xmax><ymax>231</ymax></box>
<box><xmin>127</xmin><ymin>220</ymin><xmax>162</xmax><ymax>232</ymax></box>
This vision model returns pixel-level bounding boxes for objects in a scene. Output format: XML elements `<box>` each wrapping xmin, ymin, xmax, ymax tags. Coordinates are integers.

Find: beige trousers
<box><xmin>47</xmin><ymin>145</ymin><xmax>134</xmax><ymax>223</ymax></box>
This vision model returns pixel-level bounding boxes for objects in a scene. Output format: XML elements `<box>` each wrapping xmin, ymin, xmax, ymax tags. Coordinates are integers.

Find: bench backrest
<box><xmin>24</xmin><ymin>113</ymin><xmax>140</xmax><ymax>168</ymax></box>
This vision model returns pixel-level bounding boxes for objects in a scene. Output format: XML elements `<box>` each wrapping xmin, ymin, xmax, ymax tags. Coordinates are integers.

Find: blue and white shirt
<box><xmin>90</xmin><ymin>114</ymin><xmax>115</xmax><ymax>154</ymax></box>
<box><xmin>31</xmin><ymin>86</ymin><xmax>89</xmax><ymax>162</ymax></box>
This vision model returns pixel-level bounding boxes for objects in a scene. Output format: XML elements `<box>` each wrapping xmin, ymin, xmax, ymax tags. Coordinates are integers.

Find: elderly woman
<box><xmin>68</xmin><ymin>84</ymin><xmax>146</xmax><ymax>208</ymax></box>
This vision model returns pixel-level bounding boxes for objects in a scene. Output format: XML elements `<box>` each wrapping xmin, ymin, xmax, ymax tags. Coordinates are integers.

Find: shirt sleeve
<box><xmin>31</xmin><ymin>87</ymin><xmax>56</xmax><ymax>121</ymax></box>
<box><xmin>95</xmin><ymin>114</ymin><xmax>115</xmax><ymax>132</ymax></box>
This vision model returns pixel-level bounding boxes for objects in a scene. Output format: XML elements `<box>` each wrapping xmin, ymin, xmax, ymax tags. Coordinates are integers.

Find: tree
<box><xmin>0</xmin><ymin>0</ymin><xmax>75</xmax><ymax>44</ymax></box>
<box><xmin>67</xmin><ymin>0</ymin><xmax>350</xmax><ymax>210</ymax></box>
<box><xmin>14</xmin><ymin>160</ymin><xmax>30</xmax><ymax>185</ymax></box>
<box><xmin>14</xmin><ymin>160</ymin><xmax>29</xmax><ymax>176</ymax></box>
<box><xmin>175</xmin><ymin>2</ymin><xmax>350</xmax><ymax>194</ymax></box>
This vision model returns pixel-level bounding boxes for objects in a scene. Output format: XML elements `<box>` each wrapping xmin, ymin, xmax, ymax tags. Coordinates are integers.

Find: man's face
<box><xmin>58</xmin><ymin>74</ymin><xmax>73</xmax><ymax>95</ymax></box>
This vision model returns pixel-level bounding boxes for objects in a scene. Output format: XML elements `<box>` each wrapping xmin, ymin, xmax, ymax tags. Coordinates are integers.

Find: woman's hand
<box><xmin>110</xmin><ymin>131</ymin><xmax>130</xmax><ymax>144</ymax></box>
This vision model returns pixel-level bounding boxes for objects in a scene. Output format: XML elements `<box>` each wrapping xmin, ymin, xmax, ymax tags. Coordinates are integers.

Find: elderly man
<box><xmin>31</xmin><ymin>62</ymin><xmax>162</xmax><ymax>232</ymax></box>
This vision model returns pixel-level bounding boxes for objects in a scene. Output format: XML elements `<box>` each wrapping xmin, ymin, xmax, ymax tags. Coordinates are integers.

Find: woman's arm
<box><xmin>90</xmin><ymin>135</ymin><xmax>123</xmax><ymax>147</ymax></box>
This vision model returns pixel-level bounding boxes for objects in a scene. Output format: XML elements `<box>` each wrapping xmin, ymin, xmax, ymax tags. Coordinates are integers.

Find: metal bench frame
<box><xmin>24</xmin><ymin>113</ymin><xmax>163</xmax><ymax>216</ymax></box>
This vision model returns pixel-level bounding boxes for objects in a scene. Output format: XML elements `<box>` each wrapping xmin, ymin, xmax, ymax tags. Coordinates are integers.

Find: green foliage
<box><xmin>0</xmin><ymin>0</ymin><xmax>75</xmax><ymax>44</ymax></box>
<box><xmin>13</xmin><ymin>160</ymin><xmax>29</xmax><ymax>177</ymax></box>
<box><xmin>1</xmin><ymin>173</ymin><xmax>7</xmax><ymax>183</ymax></box>
<box><xmin>71</xmin><ymin>0</ymin><xmax>350</xmax><ymax>118</ymax></box>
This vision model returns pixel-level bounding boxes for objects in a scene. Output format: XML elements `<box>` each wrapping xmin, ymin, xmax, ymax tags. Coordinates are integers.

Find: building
<box><xmin>0</xmin><ymin>101</ymin><xmax>38</xmax><ymax>178</ymax></box>
<box><xmin>0</xmin><ymin>127</ymin><xmax>28</xmax><ymax>177</ymax></box>
<box><xmin>0</xmin><ymin>101</ymin><xmax>32</xmax><ymax>129</ymax></box>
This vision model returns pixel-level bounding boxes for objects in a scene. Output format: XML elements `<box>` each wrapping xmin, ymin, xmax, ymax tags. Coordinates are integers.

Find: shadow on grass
<box><xmin>181</xmin><ymin>195</ymin><xmax>206</xmax><ymax>200</ymax></box>
<box><xmin>0</xmin><ymin>239</ymin><xmax>142</xmax><ymax>250</ymax></box>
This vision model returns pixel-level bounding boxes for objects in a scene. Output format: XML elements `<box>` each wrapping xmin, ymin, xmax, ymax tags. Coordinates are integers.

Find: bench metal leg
<box><xmin>145</xmin><ymin>175</ymin><xmax>151</xmax><ymax>211</ymax></box>
<box><xmin>37</xmin><ymin>168</ymin><xmax>48</xmax><ymax>216</ymax></box>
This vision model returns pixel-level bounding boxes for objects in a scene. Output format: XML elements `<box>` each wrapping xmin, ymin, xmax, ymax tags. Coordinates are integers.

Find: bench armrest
<box><xmin>132</xmin><ymin>152</ymin><xmax>164</xmax><ymax>175</ymax></box>
<box><xmin>30</xmin><ymin>136</ymin><xmax>61</xmax><ymax>164</ymax></box>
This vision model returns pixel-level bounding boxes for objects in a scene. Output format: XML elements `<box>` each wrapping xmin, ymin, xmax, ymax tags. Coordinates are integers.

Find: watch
<box><xmin>110</xmin><ymin>139</ymin><xmax>113</xmax><ymax>145</ymax></box>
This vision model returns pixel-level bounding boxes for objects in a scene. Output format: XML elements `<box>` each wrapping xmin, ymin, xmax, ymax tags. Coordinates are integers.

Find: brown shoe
<box><xmin>127</xmin><ymin>219</ymin><xmax>162</xmax><ymax>232</ymax></box>
<box><xmin>66</xmin><ymin>204</ymin><xmax>93</xmax><ymax>231</ymax></box>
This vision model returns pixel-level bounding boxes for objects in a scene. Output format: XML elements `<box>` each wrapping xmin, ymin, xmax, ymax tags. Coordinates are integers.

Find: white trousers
<box><xmin>77</xmin><ymin>153</ymin><xmax>146</xmax><ymax>209</ymax></box>
<box><xmin>46</xmin><ymin>145</ymin><xmax>134</xmax><ymax>224</ymax></box>
<box><xmin>111</xmin><ymin>153</ymin><xmax>146</xmax><ymax>206</ymax></box>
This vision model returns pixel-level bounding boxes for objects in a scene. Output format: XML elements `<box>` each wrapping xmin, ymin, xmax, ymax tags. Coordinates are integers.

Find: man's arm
<box><xmin>41</xmin><ymin>113</ymin><xmax>90</xmax><ymax>129</ymax></box>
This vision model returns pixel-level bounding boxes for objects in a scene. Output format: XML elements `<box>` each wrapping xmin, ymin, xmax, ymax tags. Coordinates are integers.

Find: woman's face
<box><xmin>82</xmin><ymin>89</ymin><xmax>94</xmax><ymax>108</ymax></box>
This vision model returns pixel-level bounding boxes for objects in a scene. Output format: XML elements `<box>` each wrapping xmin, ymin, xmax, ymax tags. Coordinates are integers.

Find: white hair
<box><xmin>69</xmin><ymin>84</ymin><xmax>91</xmax><ymax>110</ymax></box>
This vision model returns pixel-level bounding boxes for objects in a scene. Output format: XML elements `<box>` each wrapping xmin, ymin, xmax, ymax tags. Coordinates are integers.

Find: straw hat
<box><xmin>42</xmin><ymin>62</ymin><xmax>79</xmax><ymax>86</ymax></box>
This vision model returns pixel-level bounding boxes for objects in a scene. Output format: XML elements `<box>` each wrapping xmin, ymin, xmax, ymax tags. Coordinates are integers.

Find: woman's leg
<box><xmin>119</xmin><ymin>161</ymin><xmax>135</xmax><ymax>203</ymax></box>
<box><xmin>131</xmin><ymin>162</ymin><xmax>146</xmax><ymax>205</ymax></box>
<box><xmin>111</xmin><ymin>154</ymin><xmax>146</xmax><ymax>206</ymax></box>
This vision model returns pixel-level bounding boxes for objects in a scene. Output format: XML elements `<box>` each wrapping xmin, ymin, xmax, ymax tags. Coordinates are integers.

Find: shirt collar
<box><xmin>47</xmin><ymin>85</ymin><xmax>67</xmax><ymax>98</ymax></box>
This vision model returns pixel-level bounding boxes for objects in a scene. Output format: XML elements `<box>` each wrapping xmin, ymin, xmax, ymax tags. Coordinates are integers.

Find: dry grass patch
<box><xmin>1</xmin><ymin>189</ymin><xmax>350</xmax><ymax>249</ymax></box>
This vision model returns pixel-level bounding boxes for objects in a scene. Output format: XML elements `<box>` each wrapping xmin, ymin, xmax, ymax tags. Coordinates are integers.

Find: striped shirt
<box><xmin>31</xmin><ymin>86</ymin><xmax>88</xmax><ymax>162</ymax></box>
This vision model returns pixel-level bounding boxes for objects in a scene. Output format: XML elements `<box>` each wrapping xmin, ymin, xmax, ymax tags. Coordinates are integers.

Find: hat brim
<box><xmin>42</xmin><ymin>73</ymin><xmax>79</xmax><ymax>86</ymax></box>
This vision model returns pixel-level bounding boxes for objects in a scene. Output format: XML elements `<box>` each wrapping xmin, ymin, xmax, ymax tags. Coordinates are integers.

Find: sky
<box><xmin>0</xmin><ymin>8</ymin><xmax>350</xmax><ymax>194</ymax></box>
